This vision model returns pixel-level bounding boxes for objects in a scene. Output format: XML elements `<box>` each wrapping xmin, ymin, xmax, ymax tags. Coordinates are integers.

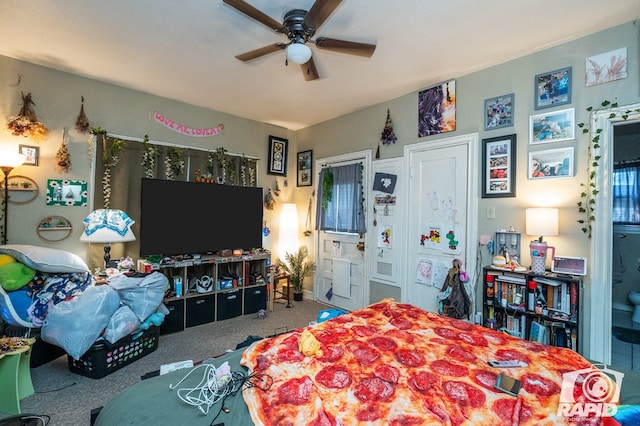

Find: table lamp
<box><xmin>1</xmin><ymin>151</ymin><xmax>27</xmax><ymax>245</ymax></box>
<box><xmin>525</xmin><ymin>207</ymin><xmax>558</xmax><ymax>274</ymax></box>
<box><xmin>79</xmin><ymin>209</ymin><xmax>136</xmax><ymax>267</ymax></box>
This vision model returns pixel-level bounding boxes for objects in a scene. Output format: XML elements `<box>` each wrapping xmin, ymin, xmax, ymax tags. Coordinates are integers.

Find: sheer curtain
<box><xmin>315</xmin><ymin>163</ymin><xmax>366</xmax><ymax>234</ymax></box>
<box><xmin>612</xmin><ymin>163</ymin><xmax>640</xmax><ymax>224</ymax></box>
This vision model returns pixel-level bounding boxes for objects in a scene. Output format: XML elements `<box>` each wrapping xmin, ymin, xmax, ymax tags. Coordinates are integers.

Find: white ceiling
<box><xmin>1</xmin><ymin>1</ymin><xmax>639</xmax><ymax>130</ymax></box>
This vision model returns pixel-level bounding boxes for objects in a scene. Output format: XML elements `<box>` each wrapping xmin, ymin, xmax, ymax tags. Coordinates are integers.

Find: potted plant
<box><xmin>276</xmin><ymin>246</ymin><xmax>316</xmax><ymax>301</ymax></box>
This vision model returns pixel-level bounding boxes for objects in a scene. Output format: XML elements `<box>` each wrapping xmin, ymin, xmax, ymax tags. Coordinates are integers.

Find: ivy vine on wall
<box><xmin>577</xmin><ymin>100</ymin><xmax>640</xmax><ymax>238</ymax></box>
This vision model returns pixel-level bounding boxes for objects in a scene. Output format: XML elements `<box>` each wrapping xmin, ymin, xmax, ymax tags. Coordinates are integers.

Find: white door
<box><xmin>403</xmin><ymin>134</ymin><xmax>478</xmax><ymax>313</ymax></box>
<box><xmin>315</xmin><ymin>150</ymin><xmax>371</xmax><ymax>312</ymax></box>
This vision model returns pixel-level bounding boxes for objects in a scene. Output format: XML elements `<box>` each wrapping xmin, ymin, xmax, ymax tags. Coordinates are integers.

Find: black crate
<box><xmin>160</xmin><ymin>298</ymin><xmax>185</xmax><ymax>335</ymax></box>
<box><xmin>67</xmin><ymin>326</ymin><xmax>160</xmax><ymax>379</ymax></box>
<box><xmin>216</xmin><ymin>289</ymin><xmax>242</xmax><ymax>321</ymax></box>
<box><xmin>186</xmin><ymin>293</ymin><xmax>215</xmax><ymax>327</ymax></box>
<box><xmin>244</xmin><ymin>285</ymin><xmax>267</xmax><ymax>314</ymax></box>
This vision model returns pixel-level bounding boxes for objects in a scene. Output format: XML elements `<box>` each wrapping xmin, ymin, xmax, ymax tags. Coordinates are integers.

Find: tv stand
<box><xmin>144</xmin><ymin>252</ymin><xmax>270</xmax><ymax>335</ymax></box>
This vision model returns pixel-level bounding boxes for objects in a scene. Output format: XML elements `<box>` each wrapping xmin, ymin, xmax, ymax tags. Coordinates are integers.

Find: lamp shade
<box><xmin>286</xmin><ymin>43</ymin><xmax>312</xmax><ymax>65</ymax></box>
<box><xmin>79</xmin><ymin>209</ymin><xmax>136</xmax><ymax>243</ymax></box>
<box><xmin>0</xmin><ymin>151</ymin><xmax>26</xmax><ymax>170</ymax></box>
<box><xmin>525</xmin><ymin>208</ymin><xmax>558</xmax><ymax>240</ymax></box>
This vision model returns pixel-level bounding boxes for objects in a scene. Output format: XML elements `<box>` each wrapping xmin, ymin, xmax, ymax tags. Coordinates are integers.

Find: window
<box><xmin>612</xmin><ymin>163</ymin><xmax>640</xmax><ymax>224</ymax></box>
<box><xmin>316</xmin><ymin>163</ymin><xmax>366</xmax><ymax>234</ymax></box>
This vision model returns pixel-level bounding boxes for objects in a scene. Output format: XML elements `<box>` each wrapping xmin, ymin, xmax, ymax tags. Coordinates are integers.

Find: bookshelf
<box><xmin>482</xmin><ymin>267</ymin><xmax>581</xmax><ymax>352</ymax></box>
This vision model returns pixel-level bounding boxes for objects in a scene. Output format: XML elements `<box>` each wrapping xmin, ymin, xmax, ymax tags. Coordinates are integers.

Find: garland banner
<box><xmin>154</xmin><ymin>111</ymin><xmax>224</xmax><ymax>137</ymax></box>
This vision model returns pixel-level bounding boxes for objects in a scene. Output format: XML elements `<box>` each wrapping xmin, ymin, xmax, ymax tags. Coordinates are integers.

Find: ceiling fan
<box><xmin>222</xmin><ymin>0</ymin><xmax>376</xmax><ymax>81</ymax></box>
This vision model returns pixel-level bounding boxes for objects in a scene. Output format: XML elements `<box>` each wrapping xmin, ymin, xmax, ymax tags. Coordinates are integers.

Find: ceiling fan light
<box><xmin>286</xmin><ymin>43</ymin><xmax>312</xmax><ymax>65</ymax></box>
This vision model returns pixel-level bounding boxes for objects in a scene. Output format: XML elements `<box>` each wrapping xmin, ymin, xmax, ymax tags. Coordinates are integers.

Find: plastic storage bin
<box><xmin>67</xmin><ymin>326</ymin><xmax>160</xmax><ymax>379</ymax></box>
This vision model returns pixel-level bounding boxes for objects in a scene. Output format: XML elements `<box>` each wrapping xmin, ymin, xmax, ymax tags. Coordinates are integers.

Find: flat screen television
<box><xmin>140</xmin><ymin>178</ymin><xmax>263</xmax><ymax>257</ymax></box>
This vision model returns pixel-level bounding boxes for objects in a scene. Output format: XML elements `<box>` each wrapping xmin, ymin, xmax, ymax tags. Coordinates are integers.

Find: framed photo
<box><xmin>296</xmin><ymin>150</ymin><xmax>313</xmax><ymax>187</ymax></box>
<box><xmin>267</xmin><ymin>135</ymin><xmax>288</xmax><ymax>176</ymax></box>
<box><xmin>482</xmin><ymin>134</ymin><xmax>517</xmax><ymax>198</ymax></box>
<box><xmin>529</xmin><ymin>108</ymin><xmax>574</xmax><ymax>144</ymax></box>
<box><xmin>46</xmin><ymin>179</ymin><xmax>88</xmax><ymax>206</ymax></box>
<box><xmin>529</xmin><ymin>147</ymin><xmax>574</xmax><ymax>179</ymax></box>
<box><xmin>586</xmin><ymin>47</ymin><xmax>627</xmax><ymax>87</ymax></box>
<box><xmin>484</xmin><ymin>93</ymin><xmax>514</xmax><ymax>130</ymax></box>
<box><xmin>19</xmin><ymin>144</ymin><xmax>39</xmax><ymax>166</ymax></box>
<box><xmin>534</xmin><ymin>66</ymin><xmax>571</xmax><ymax>110</ymax></box>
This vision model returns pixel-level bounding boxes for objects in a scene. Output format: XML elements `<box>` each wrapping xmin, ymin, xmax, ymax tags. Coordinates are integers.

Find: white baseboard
<box><xmin>612</xmin><ymin>302</ymin><xmax>633</xmax><ymax>312</ymax></box>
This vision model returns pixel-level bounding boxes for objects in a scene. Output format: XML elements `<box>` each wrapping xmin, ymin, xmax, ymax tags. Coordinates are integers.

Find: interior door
<box><xmin>404</xmin><ymin>134</ymin><xmax>478</xmax><ymax>313</ymax></box>
<box><xmin>315</xmin><ymin>151</ymin><xmax>371</xmax><ymax>312</ymax></box>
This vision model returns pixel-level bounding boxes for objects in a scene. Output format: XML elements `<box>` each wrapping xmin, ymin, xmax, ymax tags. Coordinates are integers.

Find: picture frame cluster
<box><xmin>481</xmin><ymin>60</ymin><xmax>592</xmax><ymax>196</ymax></box>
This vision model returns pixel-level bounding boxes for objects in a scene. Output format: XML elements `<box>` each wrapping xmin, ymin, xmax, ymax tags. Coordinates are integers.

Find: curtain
<box><xmin>613</xmin><ymin>163</ymin><xmax>640</xmax><ymax>224</ymax></box>
<box><xmin>315</xmin><ymin>163</ymin><xmax>366</xmax><ymax>234</ymax></box>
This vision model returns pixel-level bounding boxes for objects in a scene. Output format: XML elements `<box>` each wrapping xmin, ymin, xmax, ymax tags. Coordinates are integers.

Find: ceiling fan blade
<box><xmin>223</xmin><ymin>0</ymin><xmax>285</xmax><ymax>32</ymax></box>
<box><xmin>235</xmin><ymin>43</ymin><xmax>286</xmax><ymax>61</ymax></box>
<box><xmin>301</xmin><ymin>57</ymin><xmax>319</xmax><ymax>81</ymax></box>
<box><xmin>315</xmin><ymin>37</ymin><xmax>376</xmax><ymax>57</ymax></box>
<box><xmin>304</xmin><ymin>0</ymin><xmax>343</xmax><ymax>31</ymax></box>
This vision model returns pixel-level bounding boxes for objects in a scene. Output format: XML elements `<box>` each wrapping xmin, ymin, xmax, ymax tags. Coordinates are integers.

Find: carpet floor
<box><xmin>0</xmin><ymin>298</ymin><xmax>329</xmax><ymax>426</ymax></box>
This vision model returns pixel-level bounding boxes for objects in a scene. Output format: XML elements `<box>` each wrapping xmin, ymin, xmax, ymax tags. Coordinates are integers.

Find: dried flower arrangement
<box><xmin>55</xmin><ymin>132</ymin><xmax>72</xmax><ymax>173</ymax></box>
<box><xmin>7</xmin><ymin>92</ymin><xmax>49</xmax><ymax>141</ymax></box>
<box><xmin>75</xmin><ymin>96</ymin><xmax>90</xmax><ymax>134</ymax></box>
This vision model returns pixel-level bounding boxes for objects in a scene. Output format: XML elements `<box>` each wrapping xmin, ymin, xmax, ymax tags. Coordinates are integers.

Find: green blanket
<box><xmin>95</xmin><ymin>350</ymin><xmax>251</xmax><ymax>426</ymax></box>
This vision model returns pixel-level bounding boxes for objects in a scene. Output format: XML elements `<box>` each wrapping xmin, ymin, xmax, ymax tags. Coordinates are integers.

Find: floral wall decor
<box><xmin>55</xmin><ymin>131</ymin><xmax>72</xmax><ymax>173</ymax></box>
<box><xmin>141</xmin><ymin>134</ymin><xmax>159</xmax><ymax>178</ymax></box>
<box><xmin>377</xmin><ymin>108</ymin><xmax>398</xmax><ymax>158</ymax></box>
<box><xmin>164</xmin><ymin>147</ymin><xmax>185</xmax><ymax>181</ymax></box>
<box><xmin>7</xmin><ymin>92</ymin><xmax>49</xmax><ymax>141</ymax></box>
<box><xmin>75</xmin><ymin>96</ymin><xmax>91</xmax><ymax>134</ymax></box>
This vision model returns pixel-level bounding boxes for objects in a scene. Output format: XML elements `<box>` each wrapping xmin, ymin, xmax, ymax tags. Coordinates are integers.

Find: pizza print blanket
<box><xmin>241</xmin><ymin>298</ymin><xmax>605</xmax><ymax>425</ymax></box>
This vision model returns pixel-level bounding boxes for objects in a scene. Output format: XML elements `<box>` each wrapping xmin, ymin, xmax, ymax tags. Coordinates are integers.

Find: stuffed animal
<box><xmin>0</xmin><ymin>260</ymin><xmax>37</xmax><ymax>291</ymax></box>
<box><xmin>139</xmin><ymin>312</ymin><xmax>165</xmax><ymax>330</ymax></box>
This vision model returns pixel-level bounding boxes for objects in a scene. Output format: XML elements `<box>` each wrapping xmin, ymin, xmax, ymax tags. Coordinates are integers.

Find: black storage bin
<box><xmin>186</xmin><ymin>293</ymin><xmax>215</xmax><ymax>328</ymax></box>
<box><xmin>216</xmin><ymin>289</ymin><xmax>242</xmax><ymax>321</ymax></box>
<box><xmin>244</xmin><ymin>285</ymin><xmax>267</xmax><ymax>314</ymax></box>
<box><xmin>68</xmin><ymin>326</ymin><xmax>160</xmax><ymax>379</ymax></box>
<box><xmin>160</xmin><ymin>298</ymin><xmax>185</xmax><ymax>335</ymax></box>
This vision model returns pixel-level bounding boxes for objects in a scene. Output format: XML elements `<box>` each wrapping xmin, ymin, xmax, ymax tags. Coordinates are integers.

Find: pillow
<box><xmin>6</xmin><ymin>288</ymin><xmax>32</xmax><ymax>322</ymax></box>
<box><xmin>0</xmin><ymin>254</ymin><xmax>15</xmax><ymax>267</ymax></box>
<box><xmin>0</xmin><ymin>262</ymin><xmax>36</xmax><ymax>291</ymax></box>
<box><xmin>0</xmin><ymin>244</ymin><xmax>89</xmax><ymax>273</ymax></box>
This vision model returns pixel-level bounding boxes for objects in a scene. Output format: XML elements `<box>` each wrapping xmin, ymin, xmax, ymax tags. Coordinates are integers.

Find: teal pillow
<box><xmin>0</xmin><ymin>262</ymin><xmax>37</xmax><ymax>291</ymax></box>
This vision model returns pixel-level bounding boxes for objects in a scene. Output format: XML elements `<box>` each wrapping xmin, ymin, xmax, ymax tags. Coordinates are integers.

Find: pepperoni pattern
<box><xmin>242</xmin><ymin>298</ymin><xmax>594</xmax><ymax>426</ymax></box>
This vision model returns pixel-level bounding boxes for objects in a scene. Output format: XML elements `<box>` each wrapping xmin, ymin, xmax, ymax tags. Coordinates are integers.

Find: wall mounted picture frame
<box><xmin>46</xmin><ymin>179</ymin><xmax>88</xmax><ymax>206</ymax></box>
<box><xmin>482</xmin><ymin>134</ymin><xmax>517</xmax><ymax>198</ymax></box>
<box><xmin>484</xmin><ymin>93</ymin><xmax>514</xmax><ymax>130</ymax></box>
<box><xmin>267</xmin><ymin>135</ymin><xmax>288</xmax><ymax>176</ymax></box>
<box><xmin>534</xmin><ymin>66</ymin><xmax>571</xmax><ymax>110</ymax></box>
<box><xmin>529</xmin><ymin>108</ymin><xmax>575</xmax><ymax>144</ymax></box>
<box><xmin>296</xmin><ymin>150</ymin><xmax>313</xmax><ymax>187</ymax></box>
<box><xmin>418</xmin><ymin>79</ymin><xmax>456</xmax><ymax>137</ymax></box>
<box><xmin>19</xmin><ymin>144</ymin><xmax>39</xmax><ymax>166</ymax></box>
<box><xmin>586</xmin><ymin>47</ymin><xmax>627</xmax><ymax>87</ymax></box>
<box><xmin>528</xmin><ymin>147</ymin><xmax>574</xmax><ymax>179</ymax></box>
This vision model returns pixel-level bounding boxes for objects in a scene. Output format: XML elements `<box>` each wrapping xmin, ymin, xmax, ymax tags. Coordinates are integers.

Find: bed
<box><xmin>95</xmin><ymin>298</ymin><xmax>640</xmax><ymax>425</ymax></box>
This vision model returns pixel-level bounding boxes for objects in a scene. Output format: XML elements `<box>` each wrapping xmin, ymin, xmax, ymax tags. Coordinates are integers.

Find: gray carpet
<box><xmin>0</xmin><ymin>299</ymin><xmax>329</xmax><ymax>426</ymax></box>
